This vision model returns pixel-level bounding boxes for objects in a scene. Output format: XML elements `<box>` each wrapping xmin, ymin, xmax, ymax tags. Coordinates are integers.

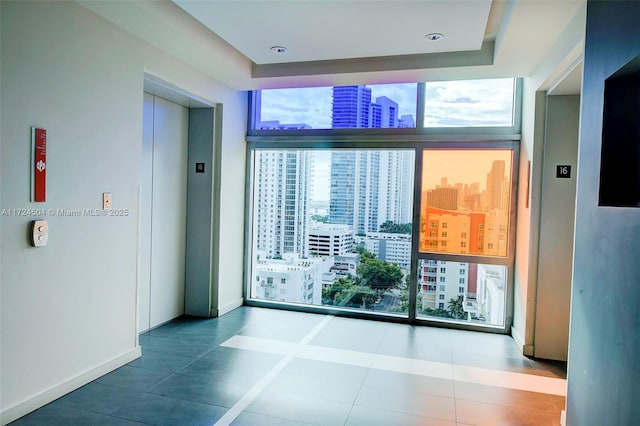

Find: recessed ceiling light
<box><xmin>270</xmin><ymin>46</ymin><xmax>287</xmax><ymax>53</ymax></box>
<box><xmin>425</xmin><ymin>33</ymin><xmax>444</xmax><ymax>41</ymax></box>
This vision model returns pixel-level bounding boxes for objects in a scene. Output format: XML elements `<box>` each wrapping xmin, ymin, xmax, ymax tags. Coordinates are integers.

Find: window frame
<box><xmin>248</xmin><ymin>81</ymin><xmax>522</xmax><ymax>138</ymax></box>
<box><xmin>243</xmin><ymin>79</ymin><xmax>521</xmax><ymax>334</ymax></box>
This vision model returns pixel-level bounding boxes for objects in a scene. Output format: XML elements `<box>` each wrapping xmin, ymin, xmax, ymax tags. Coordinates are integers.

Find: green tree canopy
<box><xmin>379</xmin><ymin>221</ymin><xmax>412</xmax><ymax>234</ymax></box>
<box><xmin>321</xmin><ymin>276</ymin><xmax>377</xmax><ymax>309</ymax></box>
<box><xmin>357</xmin><ymin>259</ymin><xmax>404</xmax><ymax>290</ymax></box>
<box><xmin>448</xmin><ymin>295</ymin><xmax>465</xmax><ymax>319</ymax></box>
<box><xmin>355</xmin><ymin>244</ymin><xmax>376</xmax><ymax>263</ymax></box>
<box><xmin>311</xmin><ymin>214</ymin><xmax>329</xmax><ymax>223</ymax></box>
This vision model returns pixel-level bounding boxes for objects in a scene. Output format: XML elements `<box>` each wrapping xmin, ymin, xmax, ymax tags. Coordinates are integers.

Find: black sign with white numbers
<box><xmin>195</xmin><ymin>163</ymin><xmax>205</xmax><ymax>173</ymax></box>
<box><xmin>556</xmin><ymin>165</ymin><xmax>571</xmax><ymax>178</ymax></box>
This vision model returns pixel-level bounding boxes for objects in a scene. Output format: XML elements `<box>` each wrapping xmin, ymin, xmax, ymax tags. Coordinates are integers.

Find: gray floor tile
<box><xmin>376</xmin><ymin>341</ymin><xmax>453</xmax><ymax>363</ymax></box>
<box><xmin>262</xmin><ymin>371</ymin><xmax>363</xmax><ymax>404</ymax></box>
<box><xmin>147</xmin><ymin>373</ymin><xmax>250</xmax><ymax>408</ymax></box>
<box><xmin>282</xmin><ymin>357</ymin><xmax>369</xmax><ymax>384</ymax></box>
<box><xmin>363</xmin><ymin>368</ymin><xmax>455</xmax><ymax>399</ymax></box>
<box><xmin>455</xmin><ymin>398</ymin><xmax>561</xmax><ymax>426</ymax></box>
<box><xmin>355</xmin><ymin>380</ymin><xmax>456</xmax><ymax>421</ymax></box>
<box><xmin>95</xmin><ymin>365</ymin><xmax>172</xmax><ymax>392</ymax></box>
<box><xmin>11</xmin><ymin>307</ymin><xmax>568</xmax><ymax>426</ymax></box>
<box><xmin>8</xmin><ymin>404</ymin><xmax>145</xmax><ymax>426</ymax></box>
<box><xmin>138</xmin><ymin>334</ymin><xmax>221</xmax><ymax>358</ymax></box>
<box><xmin>238</xmin><ymin>324</ymin><xmax>314</xmax><ymax>342</ymax></box>
<box><xmin>231</xmin><ymin>411</ymin><xmax>316</xmax><ymax>426</ymax></box>
<box><xmin>454</xmin><ymin>381</ymin><xmax>558</xmax><ymax>413</ymax></box>
<box><xmin>451</xmin><ymin>351</ymin><xmax>537</xmax><ymax>375</ymax></box>
<box><xmin>246</xmin><ymin>392</ymin><xmax>353</xmax><ymax>425</ymax></box>
<box><xmin>109</xmin><ymin>393</ymin><xmax>227</xmax><ymax>426</ymax></box>
<box><xmin>54</xmin><ymin>382</ymin><xmax>139</xmax><ymax>416</ymax></box>
<box><xmin>310</xmin><ymin>327</ymin><xmax>384</xmax><ymax>353</ymax></box>
<box><xmin>177</xmin><ymin>357</ymin><xmax>275</xmax><ymax>387</ymax></box>
<box><xmin>346</xmin><ymin>404</ymin><xmax>456</xmax><ymax>426</ymax></box>
<box><xmin>127</xmin><ymin>348</ymin><xmax>197</xmax><ymax>373</ymax></box>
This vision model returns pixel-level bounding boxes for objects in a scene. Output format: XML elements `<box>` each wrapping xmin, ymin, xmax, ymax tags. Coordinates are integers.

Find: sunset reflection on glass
<box><xmin>419</xmin><ymin>149</ymin><xmax>512</xmax><ymax>257</ymax></box>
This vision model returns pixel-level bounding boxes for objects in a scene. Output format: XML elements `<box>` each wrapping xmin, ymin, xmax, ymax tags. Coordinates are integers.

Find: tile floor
<box><xmin>10</xmin><ymin>307</ymin><xmax>567</xmax><ymax>425</ymax></box>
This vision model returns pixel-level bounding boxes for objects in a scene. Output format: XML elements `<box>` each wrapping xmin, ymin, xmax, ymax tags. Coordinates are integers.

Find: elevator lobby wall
<box><xmin>0</xmin><ymin>1</ymin><xmax>247</xmax><ymax>422</ymax></box>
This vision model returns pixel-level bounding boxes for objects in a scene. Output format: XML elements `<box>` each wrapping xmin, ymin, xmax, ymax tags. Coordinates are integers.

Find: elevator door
<box><xmin>140</xmin><ymin>92</ymin><xmax>188</xmax><ymax>333</ymax></box>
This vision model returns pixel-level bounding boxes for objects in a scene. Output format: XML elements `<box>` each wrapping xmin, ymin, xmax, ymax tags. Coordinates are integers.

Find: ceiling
<box><xmin>78</xmin><ymin>0</ymin><xmax>586</xmax><ymax>92</ymax></box>
<box><xmin>173</xmin><ymin>0</ymin><xmax>496</xmax><ymax>65</ymax></box>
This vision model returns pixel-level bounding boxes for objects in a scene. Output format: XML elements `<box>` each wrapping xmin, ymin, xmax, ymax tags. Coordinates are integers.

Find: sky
<box><xmin>258</xmin><ymin>79</ymin><xmax>514</xmax><ymax>128</ymax></box>
<box><xmin>258</xmin><ymin>83</ymin><xmax>418</xmax><ymax>128</ymax></box>
<box><xmin>258</xmin><ymin>79</ymin><xmax>515</xmax><ymax>202</ymax></box>
<box><xmin>424</xmin><ymin>78</ymin><xmax>514</xmax><ymax>127</ymax></box>
<box><xmin>421</xmin><ymin>149</ymin><xmax>512</xmax><ymax>191</ymax></box>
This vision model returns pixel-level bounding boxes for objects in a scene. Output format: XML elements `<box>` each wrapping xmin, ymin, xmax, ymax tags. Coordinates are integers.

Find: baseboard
<box><xmin>511</xmin><ymin>326</ymin><xmax>534</xmax><ymax>356</ymax></box>
<box><xmin>211</xmin><ymin>297</ymin><xmax>244</xmax><ymax>317</ymax></box>
<box><xmin>0</xmin><ymin>347</ymin><xmax>142</xmax><ymax>425</ymax></box>
<box><xmin>560</xmin><ymin>409</ymin><xmax>566</xmax><ymax>426</ymax></box>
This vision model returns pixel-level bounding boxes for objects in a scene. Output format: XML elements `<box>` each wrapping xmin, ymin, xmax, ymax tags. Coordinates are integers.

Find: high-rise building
<box><xmin>359</xmin><ymin>232</ymin><xmax>412</xmax><ymax>273</ymax></box>
<box><xmin>254</xmin><ymin>151</ymin><xmax>310</xmax><ymax>258</ymax></box>
<box><xmin>308</xmin><ymin>223</ymin><xmax>354</xmax><ymax>257</ymax></box>
<box><xmin>425</xmin><ymin>186</ymin><xmax>458</xmax><ymax>210</ymax></box>
<box><xmin>332</xmin><ymin>86</ymin><xmax>372</xmax><ymax>128</ymax></box>
<box><xmin>329</xmin><ymin>151</ymin><xmax>356</xmax><ymax>228</ymax></box>
<box><xmin>329</xmin><ymin>86</ymin><xmax>414</xmax><ymax>233</ymax></box>
<box><xmin>253</xmin><ymin>253</ymin><xmax>332</xmax><ymax>305</ymax></box>
<box><xmin>398</xmin><ymin>114</ymin><xmax>416</xmax><ymax>128</ymax></box>
<box><xmin>419</xmin><ymin>260</ymin><xmax>469</xmax><ymax>312</ymax></box>
<box><xmin>372</xmin><ymin>96</ymin><xmax>398</xmax><ymax>128</ymax></box>
<box><xmin>486</xmin><ymin>160</ymin><xmax>507</xmax><ymax>212</ymax></box>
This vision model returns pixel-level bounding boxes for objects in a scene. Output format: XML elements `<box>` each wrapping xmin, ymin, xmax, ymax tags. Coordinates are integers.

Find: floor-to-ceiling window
<box><xmin>245</xmin><ymin>79</ymin><xmax>520</xmax><ymax>332</ymax></box>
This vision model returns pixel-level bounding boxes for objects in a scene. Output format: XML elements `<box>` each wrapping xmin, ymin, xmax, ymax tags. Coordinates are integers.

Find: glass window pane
<box><xmin>250</xmin><ymin>149</ymin><xmax>415</xmax><ymax>316</ymax></box>
<box><xmin>424</xmin><ymin>78</ymin><xmax>515</xmax><ymax>127</ymax></box>
<box><xmin>255</xmin><ymin>84</ymin><xmax>417</xmax><ymax>130</ymax></box>
<box><xmin>417</xmin><ymin>259</ymin><xmax>506</xmax><ymax>327</ymax></box>
<box><xmin>419</xmin><ymin>149</ymin><xmax>512</xmax><ymax>257</ymax></box>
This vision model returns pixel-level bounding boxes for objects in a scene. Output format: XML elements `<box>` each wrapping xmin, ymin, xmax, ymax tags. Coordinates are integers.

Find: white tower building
<box><xmin>254</xmin><ymin>151</ymin><xmax>310</xmax><ymax>258</ymax></box>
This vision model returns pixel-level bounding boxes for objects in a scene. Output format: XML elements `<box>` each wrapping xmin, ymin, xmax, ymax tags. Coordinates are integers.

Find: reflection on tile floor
<box><xmin>10</xmin><ymin>307</ymin><xmax>567</xmax><ymax>425</ymax></box>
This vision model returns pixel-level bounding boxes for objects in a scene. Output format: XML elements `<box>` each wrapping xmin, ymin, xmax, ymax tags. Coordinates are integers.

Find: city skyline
<box><xmin>251</xmin><ymin>85</ymin><xmax>511</xmax><ymax>324</ymax></box>
<box><xmin>257</xmin><ymin>78</ymin><xmax>514</xmax><ymax>129</ymax></box>
<box><xmin>258</xmin><ymin>83</ymin><xmax>417</xmax><ymax>129</ymax></box>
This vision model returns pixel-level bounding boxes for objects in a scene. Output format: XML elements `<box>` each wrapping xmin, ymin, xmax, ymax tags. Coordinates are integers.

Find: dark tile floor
<box><xmin>10</xmin><ymin>307</ymin><xmax>567</xmax><ymax>425</ymax></box>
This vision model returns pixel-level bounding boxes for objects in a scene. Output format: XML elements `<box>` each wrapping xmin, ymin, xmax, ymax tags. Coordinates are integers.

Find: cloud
<box><xmin>258</xmin><ymin>79</ymin><xmax>514</xmax><ymax>129</ymax></box>
<box><xmin>259</xmin><ymin>84</ymin><xmax>417</xmax><ymax>129</ymax></box>
<box><xmin>425</xmin><ymin>78</ymin><xmax>514</xmax><ymax>127</ymax></box>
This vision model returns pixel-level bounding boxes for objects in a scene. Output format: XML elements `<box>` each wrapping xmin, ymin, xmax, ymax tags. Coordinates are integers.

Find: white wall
<box><xmin>534</xmin><ymin>95</ymin><xmax>579</xmax><ymax>361</ymax></box>
<box><xmin>0</xmin><ymin>1</ymin><xmax>247</xmax><ymax>422</ymax></box>
<box><xmin>511</xmin><ymin>4</ymin><xmax>585</xmax><ymax>356</ymax></box>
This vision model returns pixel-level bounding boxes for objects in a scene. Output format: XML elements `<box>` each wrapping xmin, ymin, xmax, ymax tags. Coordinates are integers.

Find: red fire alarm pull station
<box><xmin>31</xmin><ymin>127</ymin><xmax>47</xmax><ymax>202</ymax></box>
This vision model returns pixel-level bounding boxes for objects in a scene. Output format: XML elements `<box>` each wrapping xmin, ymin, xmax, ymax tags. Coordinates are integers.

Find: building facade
<box><xmin>254</xmin><ymin>151</ymin><xmax>310</xmax><ymax>258</ymax></box>
<box><xmin>308</xmin><ymin>223</ymin><xmax>355</xmax><ymax>257</ymax></box>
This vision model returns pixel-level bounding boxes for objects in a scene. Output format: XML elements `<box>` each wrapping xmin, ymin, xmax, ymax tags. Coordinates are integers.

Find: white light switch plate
<box><xmin>32</xmin><ymin>220</ymin><xmax>48</xmax><ymax>247</ymax></box>
<box><xmin>103</xmin><ymin>192</ymin><xmax>112</xmax><ymax>209</ymax></box>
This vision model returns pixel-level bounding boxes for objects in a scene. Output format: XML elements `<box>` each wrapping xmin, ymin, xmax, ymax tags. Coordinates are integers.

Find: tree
<box><xmin>448</xmin><ymin>295</ymin><xmax>465</xmax><ymax>319</ymax></box>
<box><xmin>379</xmin><ymin>221</ymin><xmax>412</xmax><ymax>234</ymax></box>
<box><xmin>322</xmin><ymin>276</ymin><xmax>376</xmax><ymax>309</ymax></box>
<box><xmin>402</xmin><ymin>272</ymin><xmax>411</xmax><ymax>290</ymax></box>
<box><xmin>357</xmin><ymin>259</ymin><xmax>404</xmax><ymax>290</ymax></box>
<box><xmin>311</xmin><ymin>214</ymin><xmax>329</xmax><ymax>223</ymax></box>
<box><xmin>423</xmin><ymin>307</ymin><xmax>452</xmax><ymax>318</ymax></box>
<box><xmin>355</xmin><ymin>244</ymin><xmax>376</xmax><ymax>263</ymax></box>
<box><xmin>389</xmin><ymin>289</ymin><xmax>410</xmax><ymax>313</ymax></box>
<box><xmin>322</xmin><ymin>276</ymin><xmax>354</xmax><ymax>304</ymax></box>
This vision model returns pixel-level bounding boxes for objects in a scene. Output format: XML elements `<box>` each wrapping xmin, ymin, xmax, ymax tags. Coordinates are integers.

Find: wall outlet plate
<box><xmin>103</xmin><ymin>192</ymin><xmax>112</xmax><ymax>209</ymax></box>
<box><xmin>32</xmin><ymin>220</ymin><xmax>48</xmax><ymax>247</ymax></box>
